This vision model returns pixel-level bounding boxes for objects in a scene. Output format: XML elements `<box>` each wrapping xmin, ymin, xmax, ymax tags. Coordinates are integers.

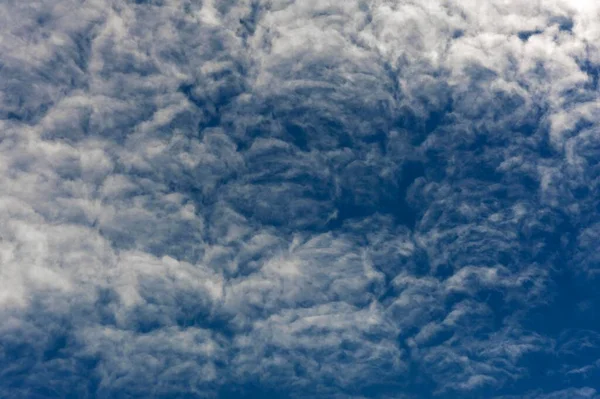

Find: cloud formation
<box><xmin>1</xmin><ymin>0</ymin><xmax>600</xmax><ymax>397</ymax></box>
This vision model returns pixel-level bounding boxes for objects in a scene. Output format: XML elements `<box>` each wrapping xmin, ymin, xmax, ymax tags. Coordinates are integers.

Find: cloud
<box><xmin>1</xmin><ymin>0</ymin><xmax>600</xmax><ymax>397</ymax></box>
<box><xmin>496</xmin><ymin>387</ymin><xmax>600</xmax><ymax>399</ymax></box>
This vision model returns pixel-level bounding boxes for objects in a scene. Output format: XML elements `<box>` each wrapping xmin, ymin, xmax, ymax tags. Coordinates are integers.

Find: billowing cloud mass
<box><xmin>1</xmin><ymin>0</ymin><xmax>599</xmax><ymax>397</ymax></box>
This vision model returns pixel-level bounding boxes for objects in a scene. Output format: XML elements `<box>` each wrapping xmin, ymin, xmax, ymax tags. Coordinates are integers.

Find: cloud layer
<box><xmin>1</xmin><ymin>0</ymin><xmax>600</xmax><ymax>397</ymax></box>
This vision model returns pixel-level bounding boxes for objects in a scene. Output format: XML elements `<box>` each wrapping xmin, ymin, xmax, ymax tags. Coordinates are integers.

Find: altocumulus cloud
<box><xmin>1</xmin><ymin>0</ymin><xmax>600</xmax><ymax>398</ymax></box>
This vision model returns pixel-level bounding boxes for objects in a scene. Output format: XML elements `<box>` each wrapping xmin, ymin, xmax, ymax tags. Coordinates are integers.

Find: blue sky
<box><xmin>1</xmin><ymin>0</ymin><xmax>600</xmax><ymax>398</ymax></box>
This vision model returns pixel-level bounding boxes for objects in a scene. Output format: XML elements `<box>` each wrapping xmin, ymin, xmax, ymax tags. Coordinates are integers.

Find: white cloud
<box><xmin>1</xmin><ymin>0</ymin><xmax>600</xmax><ymax>397</ymax></box>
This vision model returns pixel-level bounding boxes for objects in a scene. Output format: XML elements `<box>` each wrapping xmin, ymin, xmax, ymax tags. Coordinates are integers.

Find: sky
<box><xmin>1</xmin><ymin>0</ymin><xmax>600</xmax><ymax>398</ymax></box>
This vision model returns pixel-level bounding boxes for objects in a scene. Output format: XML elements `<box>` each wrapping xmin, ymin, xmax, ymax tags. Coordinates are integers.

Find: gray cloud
<box><xmin>1</xmin><ymin>0</ymin><xmax>600</xmax><ymax>397</ymax></box>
